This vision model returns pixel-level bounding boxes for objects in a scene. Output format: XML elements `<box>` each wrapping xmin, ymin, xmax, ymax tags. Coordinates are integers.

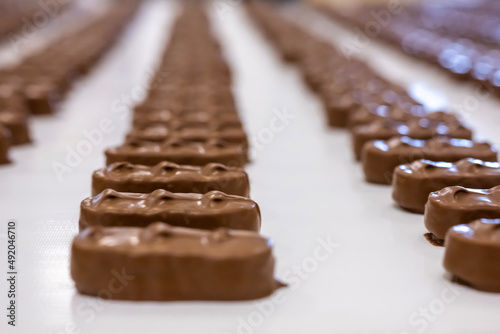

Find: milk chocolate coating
<box><xmin>0</xmin><ymin>125</ymin><xmax>11</xmax><ymax>164</ymax></box>
<box><xmin>323</xmin><ymin>92</ymin><xmax>359</xmax><ymax>128</ymax></box>
<box><xmin>443</xmin><ymin>219</ymin><xmax>500</xmax><ymax>293</ymax></box>
<box><xmin>80</xmin><ymin>189</ymin><xmax>260</xmax><ymax>232</ymax></box>
<box><xmin>126</xmin><ymin>124</ymin><xmax>247</xmax><ymax>145</ymax></box>
<box><xmin>92</xmin><ymin>161</ymin><xmax>250</xmax><ymax>197</ymax></box>
<box><xmin>105</xmin><ymin>138</ymin><xmax>248</xmax><ymax>167</ymax></box>
<box><xmin>24</xmin><ymin>81</ymin><xmax>59</xmax><ymax>115</ymax></box>
<box><xmin>352</xmin><ymin>118</ymin><xmax>473</xmax><ymax>160</ymax></box>
<box><xmin>362</xmin><ymin>136</ymin><xmax>498</xmax><ymax>184</ymax></box>
<box><xmin>0</xmin><ymin>111</ymin><xmax>31</xmax><ymax>145</ymax></box>
<box><xmin>132</xmin><ymin>112</ymin><xmax>241</xmax><ymax>128</ymax></box>
<box><xmin>348</xmin><ymin>104</ymin><xmax>418</xmax><ymax>129</ymax></box>
<box><xmin>71</xmin><ymin>223</ymin><xmax>285</xmax><ymax>301</ymax></box>
<box><xmin>424</xmin><ymin>185</ymin><xmax>500</xmax><ymax>242</ymax></box>
<box><xmin>393</xmin><ymin>159</ymin><xmax>500</xmax><ymax>213</ymax></box>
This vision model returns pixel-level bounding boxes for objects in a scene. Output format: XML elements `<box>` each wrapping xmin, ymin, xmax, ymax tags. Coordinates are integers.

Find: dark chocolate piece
<box><xmin>92</xmin><ymin>161</ymin><xmax>250</xmax><ymax>197</ymax></box>
<box><xmin>393</xmin><ymin>159</ymin><xmax>500</xmax><ymax>213</ymax></box>
<box><xmin>71</xmin><ymin>222</ymin><xmax>285</xmax><ymax>300</ymax></box>
<box><xmin>443</xmin><ymin>219</ymin><xmax>500</xmax><ymax>293</ymax></box>
<box><xmin>424</xmin><ymin>185</ymin><xmax>500</xmax><ymax>242</ymax></box>
<box><xmin>80</xmin><ymin>189</ymin><xmax>260</xmax><ymax>231</ymax></box>
<box><xmin>352</xmin><ymin>118</ymin><xmax>472</xmax><ymax>160</ymax></box>
<box><xmin>105</xmin><ymin>138</ymin><xmax>248</xmax><ymax>167</ymax></box>
<box><xmin>362</xmin><ymin>136</ymin><xmax>498</xmax><ymax>184</ymax></box>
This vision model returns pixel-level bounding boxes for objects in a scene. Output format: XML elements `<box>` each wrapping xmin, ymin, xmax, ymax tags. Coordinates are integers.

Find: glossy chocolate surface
<box><xmin>444</xmin><ymin>219</ymin><xmax>500</xmax><ymax>293</ymax></box>
<box><xmin>92</xmin><ymin>161</ymin><xmax>250</xmax><ymax>196</ymax></box>
<box><xmin>352</xmin><ymin>118</ymin><xmax>473</xmax><ymax>160</ymax></box>
<box><xmin>393</xmin><ymin>159</ymin><xmax>500</xmax><ymax>213</ymax></box>
<box><xmin>71</xmin><ymin>222</ymin><xmax>284</xmax><ymax>301</ymax></box>
<box><xmin>80</xmin><ymin>189</ymin><xmax>261</xmax><ymax>231</ymax></box>
<box><xmin>126</xmin><ymin>124</ymin><xmax>247</xmax><ymax>145</ymax></box>
<box><xmin>424</xmin><ymin>185</ymin><xmax>500</xmax><ymax>242</ymax></box>
<box><xmin>105</xmin><ymin>138</ymin><xmax>248</xmax><ymax>167</ymax></box>
<box><xmin>362</xmin><ymin>136</ymin><xmax>498</xmax><ymax>184</ymax></box>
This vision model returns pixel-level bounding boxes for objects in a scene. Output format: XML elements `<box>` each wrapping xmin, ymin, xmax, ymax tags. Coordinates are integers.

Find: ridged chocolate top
<box><xmin>397</xmin><ymin>158</ymin><xmax>500</xmax><ymax>178</ymax></box>
<box><xmin>94</xmin><ymin>161</ymin><xmax>246</xmax><ymax>181</ymax></box>
<box><xmin>428</xmin><ymin>185</ymin><xmax>500</xmax><ymax>208</ymax></box>
<box><xmin>75</xmin><ymin>222</ymin><xmax>272</xmax><ymax>257</ymax></box>
<box><xmin>106</xmin><ymin>138</ymin><xmax>246</xmax><ymax>154</ymax></box>
<box><xmin>354</xmin><ymin>118</ymin><xmax>472</xmax><ymax>139</ymax></box>
<box><xmin>82</xmin><ymin>188</ymin><xmax>259</xmax><ymax>216</ymax></box>
<box><xmin>372</xmin><ymin>136</ymin><xmax>497</xmax><ymax>157</ymax></box>
<box><xmin>126</xmin><ymin>124</ymin><xmax>246</xmax><ymax>143</ymax></box>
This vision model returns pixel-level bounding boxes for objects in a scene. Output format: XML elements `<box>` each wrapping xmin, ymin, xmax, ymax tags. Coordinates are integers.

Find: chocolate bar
<box><xmin>393</xmin><ymin>159</ymin><xmax>500</xmax><ymax>213</ymax></box>
<box><xmin>0</xmin><ymin>111</ymin><xmax>31</xmax><ymax>145</ymax></box>
<box><xmin>0</xmin><ymin>125</ymin><xmax>10</xmax><ymax>164</ymax></box>
<box><xmin>348</xmin><ymin>104</ymin><xmax>421</xmax><ymax>129</ymax></box>
<box><xmin>105</xmin><ymin>138</ymin><xmax>248</xmax><ymax>167</ymax></box>
<box><xmin>352</xmin><ymin>118</ymin><xmax>473</xmax><ymax>160</ymax></box>
<box><xmin>92</xmin><ymin>161</ymin><xmax>250</xmax><ymax>196</ymax></box>
<box><xmin>443</xmin><ymin>219</ymin><xmax>500</xmax><ymax>293</ymax></box>
<box><xmin>132</xmin><ymin>112</ymin><xmax>241</xmax><ymax>128</ymax></box>
<box><xmin>80</xmin><ymin>189</ymin><xmax>260</xmax><ymax>231</ymax></box>
<box><xmin>424</xmin><ymin>185</ymin><xmax>500</xmax><ymax>243</ymax></box>
<box><xmin>71</xmin><ymin>222</ymin><xmax>285</xmax><ymax>300</ymax></box>
<box><xmin>362</xmin><ymin>136</ymin><xmax>498</xmax><ymax>184</ymax></box>
<box><xmin>323</xmin><ymin>91</ymin><xmax>359</xmax><ymax>128</ymax></box>
<box><xmin>126</xmin><ymin>124</ymin><xmax>247</xmax><ymax>145</ymax></box>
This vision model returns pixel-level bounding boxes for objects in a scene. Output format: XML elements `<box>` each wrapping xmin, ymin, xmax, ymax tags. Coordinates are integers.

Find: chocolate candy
<box><xmin>80</xmin><ymin>189</ymin><xmax>260</xmax><ymax>231</ymax></box>
<box><xmin>424</xmin><ymin>185</ymin><xmax>500</xmax><ymax>243</ymax></box>
<box><xmin>0</xmin><ymin>111</ymin><xmax>31</xmax><ymax>145</ymax></box>
<box><xmin>105</xmin><ymin>138</ymin><xmax>248</xmax><ymax>167</ymax></box>
<box><xmin>323</xmin><ymin>92</ymin><xmax>359</xmax><ymax>128</ymax></box>
<box><xmin>92</xmin><ymin>161</ymin><xmax>250</xmax><ymax>197</ymax></box>
<box><xmin>362</xmin><ymin>136</ymin><xmax>498</xmax><ymax>184</ymax></box>
<box><xmin>126</xmin><ymin>124</ymin><xmax>247</xmax><ymax>145</ymax></box>
<box><xmin>23</xmin><ymin>81</ymin><xmax>59</xmax><ymax>115</ymax></box>
<box><xmin>0</xmin><ymin>125</ymin><xmax>11</xmax><ymax>165</ymax></box>
<box><xmin>132</xmin><ymin>111</ymin><xmax>241</xmax><ymax>128</ymax></box>
<box><xmin>393</xmin><ymin>159</ymin><xmax>500</xmax><ymax>213</ymax></box>
<box><xmin>348</xmin><ymin>104</ymin><xmax>419</xmax><ymax>128</ymax></box>
<box><xmin>443</xmin><ymin>219</ymin><xmax>500</xmax><ymax>293</ymax></box>
<box><xmin>71</xmin><ymin>223</ymin><xmax>284</xmax><ymax>301</ymax></box>
<box><xmin>352</xmin><ymin>118</ymin><xmax>473</xmax><ymax>160</ymax></box>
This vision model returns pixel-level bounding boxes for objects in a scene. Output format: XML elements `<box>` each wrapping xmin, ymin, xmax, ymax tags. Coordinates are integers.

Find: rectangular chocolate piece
<box><xmin>362</xmin><ymin>136</ymin><xmax>498</xmax><ymax>184</ymax></box>
<box><xmin>132</xmin><ymin>111</ymin><xmax>242</xmax><ymax>128</ymax></box>
<box><xmin>0</xmin><ymin>110</ymin><xmax>31</xmax><ymax>145</ymax></box>
<box><xmin>126</xmin><ymin>124</ymin><xmax>247</xmax><ymax>145</ymax></box>
<box><xmin>92</xmin><ymin>161</ymin><xmax>250</xmax><ymax>197</ymax></box>
<box><xmin>393</xmin><ymin>159</ymin><xmax>500</xmax><ymax>213</ymax></box>
<box><xmin>105</xmin><ymin>138</ymin><xmax>248</xmax><ymax>167</ymax></box>
<box><xmin>80</xmin><ymin>189</ymin><xmax>260</xmax><ymax>231</ymax></box>
<box><xmin>444</xmin><ymin>219</ymin><xmax>500</xmax><ymax>293</ymax></box>
<box><xmin>348</xmin><ymin>104</ymin><xmax>423</xmax><ymax>128</ymax></box>
<box><xmin>424</xmin><ymin>185</ymin><xmax>500</xmax><ymax>242</ymax></box>
<box><xmin>71</xmin><ymin>223</ymin><xmax>284</xmax><ymax>301</ymax></box>
<box><xmin>352</xmin><ymin>118</ymin><xmax>472</xmax><ymax>160</ymax></box>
